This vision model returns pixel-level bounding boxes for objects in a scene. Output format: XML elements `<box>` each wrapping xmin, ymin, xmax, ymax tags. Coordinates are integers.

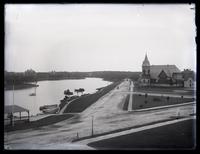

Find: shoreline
<box><xmin>4</xmin><ymin>79</ymin><xmax>195</xmax><ymax>149</ymax></box>
<box><xmin>4</xmin><ymin>83</ymin><xmax>39</xmax><ymax>91</ymax></box>
<box><xmin>4</xmin><ymin>80</ymin><xmax>119</xmax><ymax>132</ymax></box>
<box><xmin>4</xmin><ymin>77</ymin><xmax>114</xmax><ymax>91</ymax></box>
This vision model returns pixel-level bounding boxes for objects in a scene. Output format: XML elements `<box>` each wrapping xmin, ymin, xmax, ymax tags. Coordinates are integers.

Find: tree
<box><xmin>78</xmin><ymin>88</ymin><xmax>85</xmax><ymax>95</ymax></box>
<box><xmin>64</xmin><ymin>89</ymin><xmax>73</xmax><ymax>98</ymax></box>
<box><xmin>24</xmin><ymin>69</ymin><xmax>37</xmax><ymax>82</ymax></box>
<box><xmin>74</xmin><ymin>89</ymin><xmax>79</xmax><ymax>95</ymax></box>
<box><xmin>24</xmin><ymin>69</ymin><xmax>36</xmax><ymax>76</ymax></box>
<box><xmin>166</xmin><ymin>96</ymin><xmax>170</xmax><ymax>103</ymax></box>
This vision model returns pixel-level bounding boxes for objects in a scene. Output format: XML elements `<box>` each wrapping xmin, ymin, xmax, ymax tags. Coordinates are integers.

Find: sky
<box><xmin>5</xmin><ymin>4</ymin><xmax>196</xmax><ymax>72</ymax></box>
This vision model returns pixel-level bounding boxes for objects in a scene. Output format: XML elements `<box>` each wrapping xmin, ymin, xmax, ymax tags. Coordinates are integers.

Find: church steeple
<box><xmin>142</xmin><ymin>53</ymin><xmax>150</xmax><ymax>66</ymax></box>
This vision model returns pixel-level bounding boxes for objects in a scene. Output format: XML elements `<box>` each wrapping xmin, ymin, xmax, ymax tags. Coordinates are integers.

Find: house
<box><xmin>138</xmin><ymin>54</ymin><xmax>195</xmax><ymax>87</ymax></box>
<box><xmin>182</xmin><ymin>69</ymin><xmax>195</xmax><ymax>88</ymax></box>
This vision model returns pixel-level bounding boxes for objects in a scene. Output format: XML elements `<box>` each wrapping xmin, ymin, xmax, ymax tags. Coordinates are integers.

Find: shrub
<box><xmin>166</xmin><ymin>96</ymin><xmax>170</xmax><ymax>101</ymax></box>
<box><xmin>153</xmin><ymin>97</ymin><xmax>161</xmax><ymax>102</ymax></box>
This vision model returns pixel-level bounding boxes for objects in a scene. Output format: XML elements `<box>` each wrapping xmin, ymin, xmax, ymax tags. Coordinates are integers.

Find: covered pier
<box><xmin>4</xmin><ymin>105</ymin><xmax>30</xmax><ymax>126</ymax></box>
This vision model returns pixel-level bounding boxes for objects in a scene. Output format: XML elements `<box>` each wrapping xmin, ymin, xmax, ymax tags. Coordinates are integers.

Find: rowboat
<box><xmin>39</xmin><ymin>104</ymin><xmax>59</xmax><ymax>114</ymax></box>
<box><xmin>29</xmin><ymin>93</ymin><xmax>36</xmax><ymax>96</ymax></box>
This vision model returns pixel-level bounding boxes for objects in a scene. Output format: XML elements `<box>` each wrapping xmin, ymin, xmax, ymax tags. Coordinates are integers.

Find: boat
<box><xmin>39</xmin><ymin>104</ymin><xmax>58</xmax><ymax>110</ymax></box>
<box><xmin>29</xmin><ymin>81</ymin><xmax>38</xmax><ymax>96</ymax></box>
<box><xmin>39</xmin><ymin>104</ymin><xmax>59</xmax><ymax>114</ymax></box>
<box><xmin>42</xmin><ymin>107</ymin><xmax>60</xmax><ymax>114</ymax></box>
<box><xmin>29</xmin><ymin>93</ymin><xmax>36</xmax><ymax>96</ymax></box>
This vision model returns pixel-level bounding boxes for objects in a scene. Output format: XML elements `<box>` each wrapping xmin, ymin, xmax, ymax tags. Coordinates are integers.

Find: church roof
<box><xmin>142</xmin><ymin>54</ymin><xmax>150</xmax><ymax>66</ymax></box>
<box><xmin>150</xmin><ymin>65</ymin><xmax>180</xmax><ymax>79</ymax></box>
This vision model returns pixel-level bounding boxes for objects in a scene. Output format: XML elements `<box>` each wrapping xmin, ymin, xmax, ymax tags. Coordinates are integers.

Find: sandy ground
<box><xmin>4</xmin><ymin>79</ymin><xmax>196</xmax><ymax>150</ymax></box>
<box><xmin>128</xmin><ymin>80</ymin><xmax>133</xmax><ymax>111</ymax></box>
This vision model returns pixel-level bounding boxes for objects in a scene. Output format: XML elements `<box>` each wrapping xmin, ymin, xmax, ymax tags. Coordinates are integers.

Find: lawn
<box><xmin>134</xmin><ymin>86</ymin><xmax>195</xmax><ymax>96</ymax></box>
<box><xmin>64</xmin><ymin>81</ymin><xmax>121</xmax><ymax>113</ymax></box>
<box><xmin>131</xmin><ymin>94</ymin><xmax>195</xmax><ymax>110</ymax></box>
<box><xmin>122</xmin><ymin>94</ymin><xmax>130</xmax><ymax>110</ymax></box>
<box><xmin>88</xmin><ymin>119</ymin><xmax>196</xmax><ymax>149</ymax></box>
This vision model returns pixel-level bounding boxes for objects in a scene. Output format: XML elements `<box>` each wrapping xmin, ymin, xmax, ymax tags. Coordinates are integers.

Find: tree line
<box><xmin>5</xmin><ymin>69</ymin><xmax>141</xmax><ymax>86</ymax></box>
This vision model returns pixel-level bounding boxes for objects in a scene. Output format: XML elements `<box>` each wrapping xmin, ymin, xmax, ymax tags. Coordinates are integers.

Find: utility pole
<box><xmin>91</xmin><ymin>116</ymin><xmax>94</xmax><ymax>136</ymax></box>
<box><xmin>77</xmin><ymin>132</ymin><xmax>79</xmax><ymax>140</ymax></box>
<box><xmin>12</xmin><ymin>79</ymin><xmax>15</xmax><ymax>127</ymax></box>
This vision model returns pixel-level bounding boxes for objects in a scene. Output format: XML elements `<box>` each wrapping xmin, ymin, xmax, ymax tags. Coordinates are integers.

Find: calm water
<box><xmin>4</xmin><ymin>78</ymin><xmax>112</xmax><ymax>116</ymax></box>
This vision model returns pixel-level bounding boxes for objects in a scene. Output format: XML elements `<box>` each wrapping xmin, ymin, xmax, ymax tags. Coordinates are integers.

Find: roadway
<box><xmin>4</xmin><ymin>79</ymin><xmax>196</xmax><ymax>149</ymax></box>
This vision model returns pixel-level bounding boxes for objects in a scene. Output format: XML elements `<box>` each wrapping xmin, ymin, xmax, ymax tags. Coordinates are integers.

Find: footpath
<box><xmin>128</xmin><ymin>81</ymin><xmax>134</xmax><ymax>111</ymax></box>
<box><xmin>76</xmin><ymin>116</ymin><xmax>195</xmax><ymax>146</ymax></box>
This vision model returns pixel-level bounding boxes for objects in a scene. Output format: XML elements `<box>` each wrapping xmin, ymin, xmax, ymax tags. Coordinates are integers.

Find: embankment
<box><xmin>64</xmin><ymin>81</ymin><xmax>122</xmax><ymax>113</ymax></box>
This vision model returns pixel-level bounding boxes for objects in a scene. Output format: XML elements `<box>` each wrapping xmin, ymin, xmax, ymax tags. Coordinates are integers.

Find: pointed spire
<box><xmin>142</xmin><ymin>53</ymin><xmax>150</xmax><ymax>66</ymax></box>
<box><xmin>145</xmin><ymin>53</ymin><xmax>148</xmax><ymax>61</ymax></box>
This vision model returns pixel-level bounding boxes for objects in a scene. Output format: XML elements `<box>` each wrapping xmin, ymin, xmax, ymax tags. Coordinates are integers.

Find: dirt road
<box><xmin>4</xmin><ymin>79</ymin><xmax>195</xmax><ymax>149</ymax></box>
<box><xmin>128</xmin><ymin>80</ymin><xmax>134</xmax><ymax>111</ymax></box>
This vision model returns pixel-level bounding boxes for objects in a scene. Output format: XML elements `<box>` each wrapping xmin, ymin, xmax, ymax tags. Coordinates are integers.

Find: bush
<box><xmin>166</xmin><ymin>96</ymin><xmax>170</xmax><ymax>101</ymax></box>
<box><xmin>153</xmin><ymin>97</ymin><xmax>161</xmax><ymax>102</ymax></box>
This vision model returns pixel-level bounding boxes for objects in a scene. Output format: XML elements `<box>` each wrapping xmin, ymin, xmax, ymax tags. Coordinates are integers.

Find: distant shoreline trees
<box><xmin>5</xmin><ymin>70</ymin><xmax>141</xmax><ymax>87</ymax></box>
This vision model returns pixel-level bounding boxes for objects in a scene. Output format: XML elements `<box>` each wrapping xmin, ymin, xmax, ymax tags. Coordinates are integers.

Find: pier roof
<box><xmin>5</xmin><ymin>105</ymin><xmax>29</xmax><ymax>114</ymax></box>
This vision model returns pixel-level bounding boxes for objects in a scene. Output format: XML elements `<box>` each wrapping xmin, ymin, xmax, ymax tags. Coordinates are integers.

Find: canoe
<box><xmin>39</xmin><ymin>104</ymin><xmax>58</xmax><ymax>111</ymax></box>
<box><xmin>42</xmin><ymin>107</ymin><xmax>59</xmax><ymax>114</ymax></box>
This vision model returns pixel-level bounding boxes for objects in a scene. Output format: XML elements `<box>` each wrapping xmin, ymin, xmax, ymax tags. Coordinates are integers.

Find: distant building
<box><xmin>182</xmin><ymin>69</ymin><xmax>195</xmax><ymax>88</ymax></box>
<box><xmin>138</xmin><ymin>54</ymin><xmax>195</xmax><ymax>88</ymax></box>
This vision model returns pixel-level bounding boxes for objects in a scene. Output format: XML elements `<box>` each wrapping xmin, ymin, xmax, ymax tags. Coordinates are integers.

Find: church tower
<box><xmin>142</xmin><ymin>53</ymin><xmax>150</xmax><ymax>76</ymax></box>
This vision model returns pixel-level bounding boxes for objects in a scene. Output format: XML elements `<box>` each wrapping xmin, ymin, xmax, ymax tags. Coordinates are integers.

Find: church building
<box><xmin>138</xmin><ymin>54</ymin><xmax>195</xmax><ymax>88</ymax></box>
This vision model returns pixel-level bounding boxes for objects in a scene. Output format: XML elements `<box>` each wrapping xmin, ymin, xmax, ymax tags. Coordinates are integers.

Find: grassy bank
<box><xmin>64</xmin><ymin>81</ymin><xmax>121</xmax><ymax>113</ymax></box>
<box><xmin>4</xmin><ymin>114</ymin><xmax>74</xmax><ymax>132</ymax></box>
<box><xmin>131</xmin><ymin>94</ymin><xmax>195</xmax><ymax>110</ymax></box>
<box><xmin>88</xmin><ymin>119</ymin><xmax>196</xmax><ymax>149</ymax></box>
<box><xmin>59</xmin><ymin>96</ymin><xmax>80</xmax><ymax>111</ymax></box>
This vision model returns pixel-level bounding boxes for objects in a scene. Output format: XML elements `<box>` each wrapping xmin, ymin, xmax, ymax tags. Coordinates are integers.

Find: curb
<box><xmin>131</xmin><ymin>101</ymin><xmax>195</xmax><ymax>112</ymax></box>
<box><xmin>76</xmin><ymin>116</ymin><xmax>195</xmax><ymax>145</ymax></box>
